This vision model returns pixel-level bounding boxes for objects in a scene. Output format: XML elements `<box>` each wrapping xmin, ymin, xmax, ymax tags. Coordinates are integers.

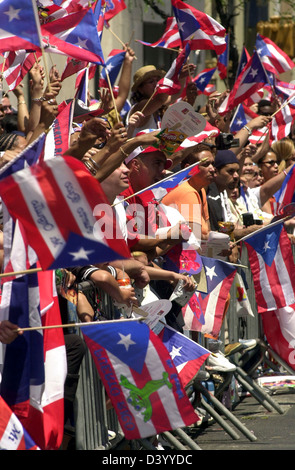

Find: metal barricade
<box><xmin>73</xmin><ymin>287</ymin><xmax>124</xmax><ymax>450</ymax></box>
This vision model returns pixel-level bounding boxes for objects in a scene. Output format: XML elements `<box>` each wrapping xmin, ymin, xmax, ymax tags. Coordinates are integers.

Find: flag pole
<box><xmin>231</xmin><ymin>216</ymin><xmax>289</xmax><ymax>246</ymax></box>
<box><xmin>31</xmin><ymin>0</ymin><xmax>52</xmax><ymax>93</ymax></box>
<box><xmin>111</xmin><ymin>158</ymin><xmax>207</xmax><ymax>207</ymax></box>
<box><xmin>105</xmin><ymin>68</ymin><xmax>120</xmax><ymax>123</ymax></box>
<box><xmin>140</xmin><ymin>88</ymin><xmax>158</xmax><ymax>114</ymax></box>
<box><xmin>14</xmin><ymin>317</ymin><xmax>145</xmax><ymax>333</ymax></box>
<box><xmin>108</xmin><ymin>28</ymin><xmax>137</xmax><ymax>59</ymax></box>
<box><xmin>0</xmin><ymin>267</ymin><xmax>43</xmax><ymax>278</ymax></box>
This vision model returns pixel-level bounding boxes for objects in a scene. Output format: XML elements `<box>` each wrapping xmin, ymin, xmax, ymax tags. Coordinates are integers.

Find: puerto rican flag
<box><xmin>261</xmin><ymin>306</ymin><xmax>295</xmax><ymax>371</ymax></box>
<box><xmin>217</xmin><ymin>33</ymin><xmax>229</xmax><ymax>80</ymax></box>
<box><xmin>172</xmin><ymin>0</ymin><xmax>226</xmax><ymax>55</ymax></box>
<box><xmin>230</xmin><ymin>103</ymin><xmax>258</xmax><ymax>134</ymax></box>
<box><xmin>137</xmin><ymin>17</ymin><xmax>181</xmax><ymax>50</ymax></box>
<box><xmin>193</xmin><ymin>67</ymin><xmax>216</xmax><ymax>93</ymax></box>
<box><xmin>271</xmin><ymin>101</ymin><xmax>295</xmax><ymax>141</ymax></box>
<box><xmin>41</xmin><ymin>3</ymin><xmax>105</xmax><ymax>65</ymax></box>
<box><xmin>235</xmin><ymin>45</ymin><xmax>251</xmax><ymax>80</ymax></box>
<box><xmin>182</xmin><ymin>257</ymin><xmax>237</xmax><ymax>337</ymax></box>
<box><xmin>272</xmin><ymin>163</ymin><xmax>295</xmax><ymax>216</ymax></box>
<box><xmin>154</xmin><ymin>41</ymin><xmax>191</xmax><ymax>96</ymax></box>
<box><xmin>0</xmin><ymin>397</ymin><xmax>39</xmax><ymax>450</ymax></box>
<box><xmin>99</xmin><ymin>49</ymin><xmax>126</xmax><ymax>89</ymax></box>
<box><xmin>0</xmin><ymin>0</ymin><xmax>42</xmax><ymax>52</ymax></box>
<box><xmin>0</xmin><ymin>156</ymin><xmax>131</xmax><ymax>271</ymax></box>
<box><xmin>2</xmin><ymin>50</ymin><xmax>42</xmax><ymax>91</ymax></box>
<box><xmin>158</xmin><ymin>325</ymin><xmax>210</xmax><ymax>388</ymax></box>
<box><xmin>255</xmin><ymin>33</ymin><xmax>295</xmax><ymax>76</ymax></box>
<box><xmin>176</xmin><ymin>121</ymin><xmax>220</xmax><ymax>152</ymax></box>
<box><xmin>244</xmin><ymin>223</ymin><xmax>295</xmax><ymax>313</ymax></box>
<box><xmin>81</xmin><ymin>320</ymin><xmax>198</xmax><ymax>439</ymax></box>
<box><xmin>0</xmin><ymin>132</ymin><xmax>66</xmax><ymax>450</ymax></box>
<box><xmin>219</xmin><ymin>51</ymin><xmax>269</xmax><ymax>116</ymax></box>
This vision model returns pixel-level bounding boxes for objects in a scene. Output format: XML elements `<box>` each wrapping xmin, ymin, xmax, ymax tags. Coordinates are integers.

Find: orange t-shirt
<box><xmin>162</xmin><ymin>179</ymin><xmax>210</xmax><ymax>239</ymax></box>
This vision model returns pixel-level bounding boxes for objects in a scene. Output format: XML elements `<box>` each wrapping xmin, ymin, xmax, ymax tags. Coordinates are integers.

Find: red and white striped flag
<box><xmin>2</xmin><ymin>50</ymin><xmax>41</xmax><ymax>91</ymax></box>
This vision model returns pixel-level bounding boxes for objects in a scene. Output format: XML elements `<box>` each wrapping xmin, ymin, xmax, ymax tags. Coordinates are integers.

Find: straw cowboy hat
<box><xmin>131</xmin><ymin>65</ymin><xmax>165</xmax><ymax>93</ymax></box>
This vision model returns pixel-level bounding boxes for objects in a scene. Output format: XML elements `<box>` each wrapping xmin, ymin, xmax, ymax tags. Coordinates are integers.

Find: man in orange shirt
<box><xmin>162</xmin><ymin>143</ymin><xmax>216</xmax><ymax>242</ymax></box>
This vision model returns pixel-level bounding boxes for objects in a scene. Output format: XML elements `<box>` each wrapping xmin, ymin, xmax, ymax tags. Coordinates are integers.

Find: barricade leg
<box><xmin>194</xmin><ymin>382</ymin><xmax>257</xmax><ymax>441</ymax></box>
<box><xmin>234</xmin><ymin>365</ymin><xmax>284</xmax><ymax>414</ymax></box>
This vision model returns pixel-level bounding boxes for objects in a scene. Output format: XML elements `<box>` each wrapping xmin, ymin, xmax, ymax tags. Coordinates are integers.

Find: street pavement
<box><xmin>189</xmin><ymin>390</ymin><xmax>295</xmax><ymax>450</ymax></box>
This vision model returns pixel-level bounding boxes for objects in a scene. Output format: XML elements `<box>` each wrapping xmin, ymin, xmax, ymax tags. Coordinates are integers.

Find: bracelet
<box><xmin>18</xmin><ymin>101</ymin><xmax>26</xmax><ymax>105</ymax></box>
<box><xmin>32</xmin><ymin>96</ymin><xmax>46</xmax><ymax>102</ymax></box>
<box><xmin>83</xmin><ymin>160</ymin><xmax>97</xmax><ymax>176</ymax></box>
<box><xmin>89</xmin><ymin>157</ymin><xmax>100</xmax><ymax>170</ymax></box>
<box><xmin>283</xmin><ymin>170</ymin><xmax>288</xmax><ymax>176</ymax></box>
<box><xmin>243</xmin><ymin>125</ymin><xmax>252</xmax><ymax>136</ymax></box>
<box><xmin>120</xmin><ymin>147</ymin><xmax>129</xmax><ymax>159</ymax></box>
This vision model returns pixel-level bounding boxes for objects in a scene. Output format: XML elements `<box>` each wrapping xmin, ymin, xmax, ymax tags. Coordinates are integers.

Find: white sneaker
<box><xmin>239</xmin><ymin>339</ymin><xmax>257</xmax><ymax>350</ymax></box>
<box><xmin>206</xmin><ymin>352</ymin><xmax>236</xmax><ymax>372</ymax></box>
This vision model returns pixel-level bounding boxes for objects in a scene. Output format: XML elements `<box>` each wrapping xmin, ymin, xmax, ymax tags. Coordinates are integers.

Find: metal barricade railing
<box><xmin>72</xmin><ymin>288</ymin><xmax>124</xmax><ymax>450</ymax></box>
<box><xmin>71</xmin><ymin>244</ymin><xmax>295</xmax><ymax>449</ymax></box>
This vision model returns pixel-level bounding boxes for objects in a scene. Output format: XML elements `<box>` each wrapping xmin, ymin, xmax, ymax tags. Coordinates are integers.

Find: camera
<box><xmin>215</xmin><ymin>133</ymin><xmax>240</xmax><ymax>150</ymax></box>
<box><xmin>242</xmin><ymin>212</ymin><xmax>263</xmax><ymax>227</ymax></box>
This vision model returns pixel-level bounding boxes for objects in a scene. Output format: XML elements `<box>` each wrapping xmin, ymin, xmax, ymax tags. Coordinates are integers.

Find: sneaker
<box><xmin>108</xmin><ymin>430</ymin><xmax>116</xmax><ymax>441</ymax></box>
<box><xmin>224</xmin><ymin>342</ymin><xmax>244</xmax><ymax>356</ymax></box>
<box><xmin>239</xmin><ymin>338</ymin><xmax>257</xmax><ymax>351</ymax></box>
<box><xmin>206</xmin><ymin>352</ymin><xmax>236</xmax><ymax>372</ymax></box>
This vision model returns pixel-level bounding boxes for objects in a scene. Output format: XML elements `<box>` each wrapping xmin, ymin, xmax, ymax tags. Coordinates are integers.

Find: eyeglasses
<box><xmin>261</xmin><ymin>160</ymin><xmax>278</xmax><ymax>167</ymax></box>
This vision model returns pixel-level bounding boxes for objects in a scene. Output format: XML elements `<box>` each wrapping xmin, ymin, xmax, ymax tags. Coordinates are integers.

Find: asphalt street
<box><xmin>188</xmin><ymin>389</ymin><xmax>295</xmax><ymax>451</ymax></box>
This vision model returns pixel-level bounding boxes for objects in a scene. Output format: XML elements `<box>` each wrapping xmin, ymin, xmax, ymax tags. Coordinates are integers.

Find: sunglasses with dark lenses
<box><xmin>261</xmin><ymin>160</ymin><xmax>278</xmax><ymax>167</ymax></box>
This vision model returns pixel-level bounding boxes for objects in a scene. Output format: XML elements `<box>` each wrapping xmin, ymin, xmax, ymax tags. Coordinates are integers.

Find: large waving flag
<box><xmin>218</xmin><ymin>51</ymin><xmax>269</xmax><ymax>115</ymax></box>
<box><xmin>0</xmin><ymin>0</ymin><xmax>42</xmax><ymax>52</ymax></box>
<box><xmin>81</xmin><ymin>320</ymin><xmax>198</xmax><ymax>439</ymax></box>
<box><xmin>158</xmin><ymin>325</ymin><xmax>210</xmax><ymax>388</ymax></box>
<box><xmin>0</xmin><ymin>156</ymin><xmax>130</xmax><ymax>271</ymax></box>
<box><xmin>99</xmin><ymin>49</ymin><xmax>126</xmax><ymax>89</ymax></box>
<box><xmin>41</xmin><ymin>2</ymin><xmax>105</xmax><ymax>65</ymax></box>
<box><xmin>137</xmin><ymin>17</ymin><xmax>181</xmax><ymax>50</ymax></box>
<box><xmin>255</xmin><ymin>33</ymin><xmax>295</xmax><ymax>76</ymax></box>
<box><xmin>0</xmin><ymin>134</ymin><xmax>66</xmax><ymax>450</ymax></box>
<box><xmin>182</xmin><ymin>257</ymin><xmax>237</xmax><ymax>336</ymax></box>
<box><xmin>172</xmin><ymin>0</ymin><xmax>226</xmax><ymax>55</ymax></box>
<box><xmin>244</xmin><ymin>223</ymin><xmax>295</xmax><ymax>313</ymax></box>
<box><xmin>0</xmin><ymin>397</ymin><xmax>39</xmax><ymax>450</ymax></box>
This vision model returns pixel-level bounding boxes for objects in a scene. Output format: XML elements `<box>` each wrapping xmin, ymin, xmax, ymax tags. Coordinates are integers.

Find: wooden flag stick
<box><xmin>140</xmin><ymin>88</ymin><xmax>158</xmax><ymax>114</ymax></box>
<box><xmin>108</xmin><ymin>28</ymin><xmax>137</xmax><ymax>59</ymax></box>
<box><xmin>14</xmin><ymin>317</ymin><xmax>145</xmax><ymax>333</ymax></box>
<box><xmin>111</xmin><ymin>158</ymin><xmax>207</xmax><ymax>207</ymax></box>
<box><xmin>232</xmin><ymin>216</ymin><xmax>289</xmax><ymax>246</ymax></box>
<box><xmin>135</xmin><ymin>40</ymin><xmax>179</xmax><ymax>53</ymax></box>
<box><xmin>105</xmin><ymin>68</ymin><xmax>120</xmax><ymax>123</ymax></box>
<box><xmin>0</xmin><ymin>267</ymin><xmax>43</xmax><ymax>278</ymax></box>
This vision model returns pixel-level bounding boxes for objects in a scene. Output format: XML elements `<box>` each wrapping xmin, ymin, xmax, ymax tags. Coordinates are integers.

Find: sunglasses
<box><xmin>261</xmin><ymin>160</ymin><xmax>278</xmax><ymax>167</ymax></box>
